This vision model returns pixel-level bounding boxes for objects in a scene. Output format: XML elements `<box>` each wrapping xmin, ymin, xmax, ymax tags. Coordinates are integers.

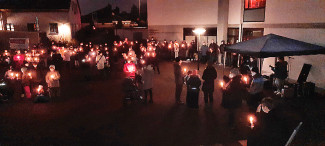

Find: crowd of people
<box><xmin>0</xmin><ymin>36</ymin><xmax>291</xmax><ymax>145</ymax></box>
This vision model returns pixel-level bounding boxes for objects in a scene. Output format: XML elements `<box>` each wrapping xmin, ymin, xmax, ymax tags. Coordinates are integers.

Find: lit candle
<box><xmin>28</xmin><ymin>73</ymin><xmax>32</xmax><ymax>79</ymax></box>
<box><xmin>51</xmin><ymin>74</ymin><xmax>55</xmax><ymax>79</ymax></box>
<box><xmin>243</xmin><ymin>76</ymin><xmax>248</xmax><ymax>84</ymax></box>
<box><xmin>249</xmin><ymin>116</ymin><xmax>255</xmax><ymax>129</ymax></box>
<box><xmin>10</xmin><ymin>72</ymin><xmax>14</xmax><ymax>79</ymax></box>
<box><xmin>15</xmin><ymin>73</ymin><xmax>19</xmax><ymax>79</ymax></box>
<box><xmin>220</xmin><ymin>81</ymin><xmax>224</xmax><ymax>88</ymax></box>
<box><xmin>183</xmin><ymin>68</ymin><xmax>187</xmax><ymax>72</ymax></box>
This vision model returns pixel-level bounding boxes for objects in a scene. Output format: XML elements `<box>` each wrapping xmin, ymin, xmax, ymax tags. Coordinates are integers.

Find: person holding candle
<box><xmin>174</xmin><ymin>57</ymin><xmax>184</xmax><ymax>104</ymax></box>
<box><xmin>21</xmin><ymin>67</ymin><xmax>32</xmax><ymax>98</ymax></box>
<box><xmin>45</xmin><ymin>65</ymin><xmax>61</xmax><ymax>98</ymax></box>
<box><xmin>174</xmin><ymin>40</ymin><xmax>179</xmax><ymax>59</ymax></box>
<box><xmin>247</xmin><ymin>67</ymin><xmax>264</xmax><ymax>113</ymax></box>
<box><xmin>247</xmin><ymin>97</ymin><xmax>290</xmax><ymax>146</ymax></box>
<box><xmin>221</xmin><ymin>68</ymin><xmax>247</xmax><ymax>129</ymax></box>
<box><xmin>202</xmin><ymin>61</ymin><xmax>217</xmax><ymax>105</ymax></box>
<box><xmin>96</xmin><ymin>51</ymin><xmax>107</xmax><ymax>80</ymax></box>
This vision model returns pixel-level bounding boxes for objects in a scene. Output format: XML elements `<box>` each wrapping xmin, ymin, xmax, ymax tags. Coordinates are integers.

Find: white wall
<box><xmin>265</xmin><ymin>0</ymin><xmax>325</xmax><ymax>23</ymax></box>
<box><xmin>228</xmin><ymin>0</ymin><xmax>241</xmax><ymax>25</ymax></box>
<box><xmin>148</xmin><ymin>0</ymin><xmax>218</xmax><ymax>26</ymax></box>
<box><xmin>6</xmin><ymin>11</ymin><xmax>72</xmax><ymax>42</ymax></box>
<box><xmin>263</xmin><ymin>28</ymin><xmax>325</xmax><ymax>89</ymax></box>
<box><xmin>68</xmin><ymin>0</ymin><xmax>82</xmax><ymax>35</ymax></box>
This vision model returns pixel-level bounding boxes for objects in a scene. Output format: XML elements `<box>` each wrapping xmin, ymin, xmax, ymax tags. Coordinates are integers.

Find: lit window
<box><xmin>6</xmin><ymin>23</ymin><xmax>14</xmax><ymax>31</ymax></box>
<box><xmin>245</xmin><ymin>0</ymin><xmax>266</xmax><ymax>9</ymax></box>
<box><xmin>49</xmin><ymin>23</ymin><xmax>58</xmax><ymax>34</ymax></box>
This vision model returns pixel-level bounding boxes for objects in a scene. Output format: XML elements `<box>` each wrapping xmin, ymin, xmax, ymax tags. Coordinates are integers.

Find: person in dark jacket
<box><xmin>202</xmin><ymin>61</ymin><xmax>217</xmax><ymax>105</ymax></box>
<box><xmin>200</xmin><ymin>42</ymin><xmax>209</xmax><ymax>63</ymax></box>
<box><xmin>221</xmin><ymin>69</ymin><xmax>247</xmax><ymax>128</ymax></box>
<box><xmin>174</xmin><ymin>57</ymin><xmax>184</xmax><ymax>104</ymax></box>
<box><xmin>247</xmin><ymin>67</ymin><xmax>264</xmax><ymax>113</ymax></box>
<box><xmin>270</xmin><ymin>56</ymin><xmax>288</xmax><ymax>95</ymax></box>
<box><xmin>186</xmin><ymin>70</ymin><xmax>201</xmax><ymax>109</ymax></box>
<box><xmin>247</xmin><ymin>97</ymin><xmax>290</xmax><ymax>146</ymax></box>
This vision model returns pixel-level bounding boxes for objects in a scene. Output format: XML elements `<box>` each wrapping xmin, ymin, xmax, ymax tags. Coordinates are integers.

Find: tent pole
<box><xmin>259</xmin><ymin>58</ymin><xmax>263</xmax><ymax>74</ymax></box>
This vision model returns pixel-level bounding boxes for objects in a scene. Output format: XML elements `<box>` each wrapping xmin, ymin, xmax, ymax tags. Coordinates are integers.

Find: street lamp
<box><xmin>193</xmin><ymin>28</ymin><xmax>206</xmax><ymax>70</ymax></box>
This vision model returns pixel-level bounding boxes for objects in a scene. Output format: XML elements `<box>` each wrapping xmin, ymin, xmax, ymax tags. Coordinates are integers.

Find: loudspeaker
<box><xmin>297</xmin><ymin>64</ymin><xmax>312</xmax><ymax>84</ymax></box>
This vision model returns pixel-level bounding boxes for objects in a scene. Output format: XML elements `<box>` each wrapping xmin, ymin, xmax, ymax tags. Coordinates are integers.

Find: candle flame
<box><xmin>220</xmin><ymin>81</ymin><xmax>224</xmax><ymax>87</ymax></box>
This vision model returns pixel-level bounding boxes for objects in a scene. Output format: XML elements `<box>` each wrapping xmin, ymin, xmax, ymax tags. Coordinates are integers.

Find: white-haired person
<box><xmin>45</xmin><ymin>65</ymin><xmax>61</xmax><ymax>98</ymax></box>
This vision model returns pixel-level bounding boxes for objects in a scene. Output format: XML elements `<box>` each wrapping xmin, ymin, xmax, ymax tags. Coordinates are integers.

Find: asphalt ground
<box><xmin>0</xmin><ymin>61</ymin><xmax>324</xmax><ymax>145</ymax></box>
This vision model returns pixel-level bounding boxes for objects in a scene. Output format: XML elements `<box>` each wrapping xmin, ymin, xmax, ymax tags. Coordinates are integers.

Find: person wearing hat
<box><xmin>45</xmin><ymin>65</ymin><xmax>61</xmax><ymax>98</ymax></box>
<box><xmin>221</xmin><ymin>67</ymin><xmax>247</xmax><ymax>128</ymax></box>
<box><xmin>142</xmin><ymin>65</ymin><xmax>154</xmax><ymax>104</ymax></box>
<box><xmin>247</xmin><ymin>67</ymin><xmax>264</xmax><ymax>113</ymax></box>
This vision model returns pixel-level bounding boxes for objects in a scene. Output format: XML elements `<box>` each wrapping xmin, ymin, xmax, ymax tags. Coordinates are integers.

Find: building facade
<box><xmin>0</xmin><ymin>0</ymin><xmax>81</xmax><ymax>49</ymax></box>
<box><xmin>148</xmin><ymin>0</ymin><xmax>325</xmax><ymax>91</ymax></box>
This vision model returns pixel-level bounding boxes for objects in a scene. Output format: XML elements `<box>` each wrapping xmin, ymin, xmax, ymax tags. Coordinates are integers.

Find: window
<box><xmin>49</xmin><ymin>23</ymin><xmax>58</xmax><ymax>34</ymax></box>
<box><xmin>243</xmin><ymin>0</ymin><xmax>266</xmax><ymax>22</ymax></box>
<box><xmin>242</xmin><ymin>28</ymin><xmax>264</xmax><ymax>41</ymax></box>
<box><xmin>27</xmin><ymin>23</ymin><xmax>36</xmax><ymax>32</ymax></box>
<box><xmin>245</xmin><ymin>0</ymin><xmax>266</xmax><ymax>9</ymax></box>
<box><xmin>6</xmin><ymin>23</ymin><xmax>14</xmax><ymax>31</ymax></box>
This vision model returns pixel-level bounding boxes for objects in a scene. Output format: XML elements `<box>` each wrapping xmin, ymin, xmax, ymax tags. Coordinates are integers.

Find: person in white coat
<box><xmin>174</xmin><ymin>40</ymin><xmax>179</xmax><ymax>58</ymax></box>
<box><xmin>142</xmin><ymin>65</ymin><xmax>154</xmax><ymax>103</ymax></box>
<box><xmin>96</xmin><ymin>51</ymin><xmax>107</xmax><ymax>79</ymax></box>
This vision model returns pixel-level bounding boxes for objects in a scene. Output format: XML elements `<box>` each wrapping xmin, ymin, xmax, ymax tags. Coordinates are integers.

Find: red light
<box><xmin>124</xmin><ymin>63</ymin><xmax>136</xmax><ymax>73</ymax></box>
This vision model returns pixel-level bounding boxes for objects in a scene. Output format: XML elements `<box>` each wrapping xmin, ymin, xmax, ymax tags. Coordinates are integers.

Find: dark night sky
<box><xmin>79</xmin><ymin>0</ymin><xmax>144</xmax><ymax>16</ymax></box>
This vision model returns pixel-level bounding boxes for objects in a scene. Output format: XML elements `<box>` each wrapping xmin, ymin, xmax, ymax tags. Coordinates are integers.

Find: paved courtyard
<box><xmin>0</xmin><ymin>61</ymin><xmax>324</xmax><ymax>145</ymax></box>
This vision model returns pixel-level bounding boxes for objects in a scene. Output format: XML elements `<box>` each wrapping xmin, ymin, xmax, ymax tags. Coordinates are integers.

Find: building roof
<box><xmin>0</xmin><ymin>0</ymin><xmax>72</xmax><ymax>10</ymax></box>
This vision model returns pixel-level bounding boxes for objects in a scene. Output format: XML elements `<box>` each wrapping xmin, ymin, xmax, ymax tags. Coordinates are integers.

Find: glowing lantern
<box><xmin>124</xmin><ymin>63</ymin><xmax>136</xmax><ymax>73</ymax></box>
